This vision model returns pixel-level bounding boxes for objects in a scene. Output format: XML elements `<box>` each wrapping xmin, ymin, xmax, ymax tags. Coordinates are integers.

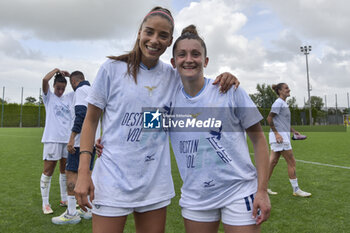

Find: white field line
<box><xmin>295</xmin><ymin>159</ymin><xmax>350</xmax><ymax>170</ymax></box>
<box><xmin>249</xmin><ymin>153</ymin><xmax>350</xmax><ymax>170</ymax></box>
<box><xmin>0</xmin><ymin>134</ymin><xmax>40</xmax><ymax>138</ymax></box>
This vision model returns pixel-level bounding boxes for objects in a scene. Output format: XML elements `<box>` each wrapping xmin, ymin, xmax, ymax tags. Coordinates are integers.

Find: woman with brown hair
<box><xmin>74</xmin><ymin>7</ymin><xmax>239</xmax><ymax>233</ymax></box>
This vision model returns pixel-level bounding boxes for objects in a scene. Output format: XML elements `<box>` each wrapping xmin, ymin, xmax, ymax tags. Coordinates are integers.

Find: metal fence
<box><xmin>1</xmin><ymin>86</ymin><xmax>349</xmax><ymax>128</ymax></box>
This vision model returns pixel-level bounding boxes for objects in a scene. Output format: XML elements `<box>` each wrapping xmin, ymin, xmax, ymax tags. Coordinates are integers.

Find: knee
<box><xmin>59</xmin><ymin>167</ymin><xmax>66</xmax><ymax>174</ymax></box>
<box><xmin>286</xmin><ymin>157</ymin><xmax>296</xmax><ymax>167</ymax></box>
<box><xmin>43</xmin><ymin>168</ymin><xmax>54</xmax><ymax>177</ymax></box>
<box><xmin>270</xmin><ymin>158</ymin><xmax>279</xmax><ymax>167</ymax></box>
<box><xmin>288</xmin><ymin>160</ymin><xmax>296</xmax><ymax>167</ymax></box>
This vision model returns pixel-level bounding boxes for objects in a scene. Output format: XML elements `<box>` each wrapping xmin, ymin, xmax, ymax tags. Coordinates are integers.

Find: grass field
<box><xmin>0</xmin><ymin>127</ymin><xmax>349</xmax><ymax>233</ymax></box>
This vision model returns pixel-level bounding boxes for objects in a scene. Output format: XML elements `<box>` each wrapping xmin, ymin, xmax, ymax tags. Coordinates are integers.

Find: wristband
<box><xmin>79</xmin><ymin>151</ymin><xmax>93</xmax><ymax>157</ymax></box>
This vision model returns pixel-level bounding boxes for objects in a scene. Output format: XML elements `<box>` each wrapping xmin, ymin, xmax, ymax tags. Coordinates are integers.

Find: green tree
<box><xmin>249</xmin><ymin>83</ymin><xmax>277</xmax><ymax>108</ymax></box>
<box><xmin>24</xmin><ymin>96</ymin><xmax>37</xmax><ymax>105</ymax></box>
<box><xmin>37</xmin><ymin>95</ymin><xmax>43</xmax><ymax>105</ymax></box>
<box><xmin>287</xmin><ymin>97</ymin><xmax>298</xmax><ymax>108</ymax></box>
<box><xmin>310</xmin><ymin>96</ymin><xmax>324</xmax><ymax>111</ymax></box>
<box><xmin>0</xmin><ymin>97</ymin><xmax>7</xmax><ymax>104</ymax></box>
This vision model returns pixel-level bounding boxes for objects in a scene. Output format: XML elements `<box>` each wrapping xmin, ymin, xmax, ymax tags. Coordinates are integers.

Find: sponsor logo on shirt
<box><xmin>204</xmin><ymin>180</ymin><xmax>215</xmax><ymax>188</ymax></box>
<box><xmin>145</xmin><ymin>154</ymin><xmax>155</xmax><ymax>162</ymax></box>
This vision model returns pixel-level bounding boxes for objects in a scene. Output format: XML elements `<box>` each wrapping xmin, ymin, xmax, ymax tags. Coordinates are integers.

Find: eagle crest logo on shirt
<box><xmin>144</xmin><ymin>86</ymin><xmax>157</xmax><ymax>96</ymax></box>
<box><xmin>190</xmin><ymin>113</ymin><xmax>201</xmax><ymax>119</ymax></box>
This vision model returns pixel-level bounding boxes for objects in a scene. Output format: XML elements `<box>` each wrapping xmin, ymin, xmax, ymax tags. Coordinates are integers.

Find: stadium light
<box><xmin>300</xmin><ymin>45</ymin><xmax>312</xmax><ymax>125</ymax></box>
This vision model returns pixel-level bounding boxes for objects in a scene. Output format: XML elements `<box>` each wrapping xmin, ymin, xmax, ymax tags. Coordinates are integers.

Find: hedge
<box><xmin>0</xmin><ymin>103</ymin><xmax>45</xmax><ymax>127</ymax></box>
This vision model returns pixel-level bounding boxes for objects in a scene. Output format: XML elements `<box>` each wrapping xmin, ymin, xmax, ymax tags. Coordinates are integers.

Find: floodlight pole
<box><xmin>300</xmin><ymin>45</ymin><xmax>312</xmax><ymax>125</ymax></box>
<box><xmin>1</xmin><ymin>86</ymin><xmax>4</xmax><ymax>128</ymax></box>
<box><xmin>20</xmin><ymin>87</ymin><xmax>23</xmax><ymax>128</ymax></box>
<box><xmin>38</xmin><ymin>88</ymin><xmax>41</xmax><ymax>127</ymax></box>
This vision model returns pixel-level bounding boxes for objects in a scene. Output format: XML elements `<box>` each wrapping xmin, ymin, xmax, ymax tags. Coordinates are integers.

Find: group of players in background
<box><xmin>39</xmin><ymin>6</ymin><xmax>311</xmax><ymax>233</ymax></box>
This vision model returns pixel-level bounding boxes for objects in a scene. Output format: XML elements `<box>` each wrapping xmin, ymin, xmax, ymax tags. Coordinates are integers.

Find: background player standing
<box><xmin>267</xmin><ymin>83</ymin><xmax>311</xmax><ymax>197</ymax></box>
<box><xmin>52</xmin><ymin>71</ymin><xmax>97</xmax><ymax>224</ymax></box>
<box><xmin>40</xmin><ymin>68</ymin><xmax>74</xmax><ymax>214</ymax></box>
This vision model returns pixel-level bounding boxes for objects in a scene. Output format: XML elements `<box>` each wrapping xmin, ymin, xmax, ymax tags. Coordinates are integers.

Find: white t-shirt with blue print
<box><xmin>87</xmin><ymin>59</ymin><xmax>181</xmax><ymax>208</ymax></box>
<box><xmin>41</xmin><ymin>89</ymin><xmax>74</xmax><ymax>143</ymax></box>
<box><xmin>268</xmin><ymin>98</ymin><xmax>291</xmax><ymax>144</ymax></box>
<box><xmin>169</xmin><ymin>79</ymin><xmax>263</xmax><ymax>210</ymax></box>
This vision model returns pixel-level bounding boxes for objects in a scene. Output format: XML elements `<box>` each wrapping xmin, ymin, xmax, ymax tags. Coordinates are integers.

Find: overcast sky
<box><xmin>0</xmin><ymin>0</ymin><xmax>349</xmax><ymax>107</ymax></box>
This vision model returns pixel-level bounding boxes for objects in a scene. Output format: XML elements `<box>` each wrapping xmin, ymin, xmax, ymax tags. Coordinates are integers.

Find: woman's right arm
<box><xmin>42</xmin><ymin>68</ymin><xmax>59</xmax><ymax>95</ymax></box>
<box><xmin>75</xmin><ymin>104</ymin><xmax>102</xmax><ymax>211</ymax></box>
<box><xmin>267</xmin><ymin>112</ymin><xmax>283</xmax><ymax>143</ymax></box>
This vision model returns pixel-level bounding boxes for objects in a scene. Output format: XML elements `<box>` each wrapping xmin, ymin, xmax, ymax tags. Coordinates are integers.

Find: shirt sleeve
<box><xmin>74</xmin><ymin>88</ymin><xmax>88</xmax><ymax>107</ymax></box>
<box><xmin>72</xmin><ymin>88</ymin><xmax>88</xmax><ymax>133</ymax></box>
<box><xmin>270</xmin><ymin>99</ymin><xmax>282</xmax><ymax>115</ymax></box>
<box><xmin>42</xmin><ymin>88</ymin><xmax>51</xmax><ymax>106</ymax></box>
<box><xmin>86</xmin><ymin>63</ymin><xmax>110</xmax><ymax>110</ymax></box>
<box><xmin>232</xmin><ymin>87</ymin><xmax>263</xmax><ymax>129</ymax></box>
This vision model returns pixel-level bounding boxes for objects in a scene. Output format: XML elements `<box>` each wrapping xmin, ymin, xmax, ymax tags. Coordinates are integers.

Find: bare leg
<box><xmin>134</xmin><ymin>207</ymin><xmax>167</xmax><ymax>233</ymax></box>
<box><xmin>92</xmin><ymin>214</ymin><xmax>127</xmax><ymax>233</ymax></box>
<box><xmin>281</xmin><ymin>150</ymin><xmax>296</xmax><ymax>179</ymax></box>
<box><xmin>184</xmin><ymin>218</ymin><xmax>220</xmax><ymax>233</ymax></box>
<box><xmin>43</xmin><ymin>160</ymin><xmax>57</xmax><ymax>176</ymax></box>
<box><xmin>65</xmin><ymin>170</ymin><xmax>78</xmax><ymax>195</ymax></box>
<box><xmin>223</xmin><ymin>224</ymin><xmax>260</xmax><ymax>233</ymax></box>
<box><xmin>59</xmin><ymin>158</ymin><xmax>67</xmax><ymax>174</ymax></box>
<box><xmin>268</xmin><ymin>150</ymin><xmax>281</xmax><ymax>180</ymax></box>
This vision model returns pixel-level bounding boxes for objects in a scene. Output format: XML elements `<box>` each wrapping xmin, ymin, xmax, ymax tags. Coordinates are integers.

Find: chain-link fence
<box><xmin>1</xmin><ymin>86</ymin><xmax>349</xmax><ymax>128</ymax></box>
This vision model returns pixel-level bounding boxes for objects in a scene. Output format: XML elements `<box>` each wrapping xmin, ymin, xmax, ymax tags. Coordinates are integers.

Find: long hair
<box><xmin>108</xmin><ymin>7</ymin><xmax>174</xmax><ymax>84</ymax></box>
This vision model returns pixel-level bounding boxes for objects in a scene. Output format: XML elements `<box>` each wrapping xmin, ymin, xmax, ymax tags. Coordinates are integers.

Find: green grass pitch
<box><xmin>0</xmin><ymin>127</ymin><xmax>349</xmax><ymax>233</ymax></box>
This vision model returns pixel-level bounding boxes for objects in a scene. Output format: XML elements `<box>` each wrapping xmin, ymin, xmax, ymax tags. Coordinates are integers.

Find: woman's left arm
<box><xmin>246</xmin><ymin>123</ymin><xmax>271</xmax><ymax>225</ymax></box>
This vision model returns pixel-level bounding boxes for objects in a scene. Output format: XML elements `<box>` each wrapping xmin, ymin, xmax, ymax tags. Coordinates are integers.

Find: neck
<box><xmin>141</xmin><ymin>57</ymin><xmax>158</xmax><ymax>69</ymax></box>
<box><xmin>181</xmin><ymin>76</ymin><xmax>205</xmax><ymax>97</ymax></box>
<box><xmin>280</xmin><ymin>95</ymin><xmax>287</xmax><ymax>101</ymax></box>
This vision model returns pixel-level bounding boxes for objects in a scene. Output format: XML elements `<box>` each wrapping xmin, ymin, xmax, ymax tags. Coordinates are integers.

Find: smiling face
<box><xmin>138</xmin><ymin>15</ymin><xmax>173</xmax><ymax>68</ymax></box>
<box><xmin>171</xmin><ymin>39</ymin><xmax>208</xmax><ymax>81</ymax></box>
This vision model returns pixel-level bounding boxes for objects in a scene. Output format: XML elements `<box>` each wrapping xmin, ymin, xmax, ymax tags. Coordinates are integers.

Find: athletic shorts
<box><xmin>182</xmin><ymin>194</ymin><xmax>257</xmax><ymax>226</ymax></box>
<box><xmin>66</xmin><ymin>147</ymin><xmax>95</xmax><ymax>172</ymax></box>
<box><xmin>92</xmin><ymin>199</ymin><xmax>171</xmax><ymax>217</ymax></box>
<box><xmin>43</xmin><ymin>143</ymin><xmax>68</xmax><ymax>161</ymax></box>
<box><xmin>270</xmin><ymin>141</ymin><xmax>292</xmax><ymax>152</ymax></box>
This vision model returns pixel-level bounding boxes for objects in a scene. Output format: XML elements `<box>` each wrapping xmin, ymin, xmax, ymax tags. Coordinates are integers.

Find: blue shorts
<box><xmin>66</xmin><ymin>147</ymin><xmax>95</xmax><ymax>172</ymax></box>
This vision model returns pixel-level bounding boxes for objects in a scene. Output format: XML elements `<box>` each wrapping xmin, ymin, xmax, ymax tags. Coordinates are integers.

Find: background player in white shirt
<box><xmin>74</xmin><ymin>7</ymin><xmax>239</xmax><ymax>233</ymax></box>
<box><xmin>267</xmin><ymin>83</ymin><xmax>311</xmax><ymax>197</ymax></box>
<box><xmin>169</xmin><ymin>25</ymin><xmax>270</xmax><ymax>233</ymax></box>
<box><xmin>52</xmin><ymin>71</ymin><xmax>97</xmax><ymax>224</ymax></box>
<box><xmin>40</xmin><ymin>69</ymin><xmax>74</xmax><ymax>214</ymax></box>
